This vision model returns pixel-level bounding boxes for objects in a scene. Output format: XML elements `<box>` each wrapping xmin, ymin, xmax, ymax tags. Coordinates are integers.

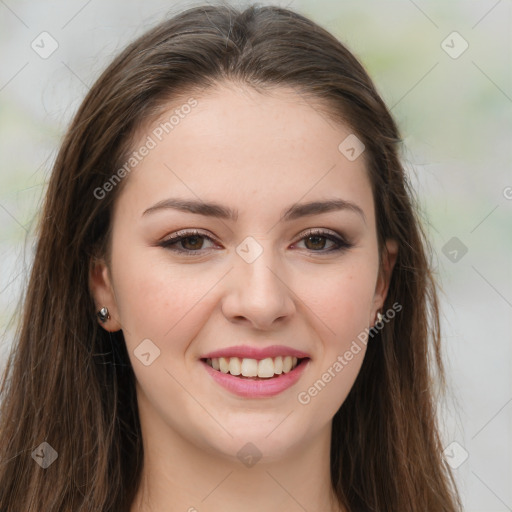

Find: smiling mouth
<box><xmin>201</xmin><ymin>356</ymin><xmax>309</xmax><ymax>379</ymax></box>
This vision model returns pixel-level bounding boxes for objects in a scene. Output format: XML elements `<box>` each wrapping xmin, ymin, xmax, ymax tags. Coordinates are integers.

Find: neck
<box><xmin>129</xmin><ymin>390</ymin><xmax>344</xmax><ymax>512</ymax></box>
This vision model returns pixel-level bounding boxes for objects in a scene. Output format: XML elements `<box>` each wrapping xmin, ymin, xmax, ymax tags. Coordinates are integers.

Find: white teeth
<box><xmin>241</xmin><ymin>358</ymin><xmax>258</xmax><ymax>377</ymax></box>
<box><xmin>283</xmin><ymin>356</ymin><xmax>293</xmax><ymax>373</ymax></box>
<box><xmin>258</xmin><ymin>358</ymin><xmax>275</xmax><ymax>378</ymax></box>
<box><xmin>274</xmin><ymin>356</ymin><xmax>283</xmax><ymax>374</ymax></box>
<box><xmin>206</xmin><ymin>355</ymin><xmax>302</xmax><ymax>378</ymax></box>
<box><xmin>228</xmin><ymin>357</ymin><xmax>241</xmax><ymax>375</ymax></box>
<box><xmin>219</xmin><ymin>357</ymin><xmax>229</xmax><ymax>374</ymax></box>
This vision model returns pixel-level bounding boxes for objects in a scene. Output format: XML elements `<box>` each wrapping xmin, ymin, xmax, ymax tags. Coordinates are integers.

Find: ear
<box><xmin>370</xmin><ymin>238</ymin><xmax>398</xmax><ymax>325</ymax></box>
<box><xmin>89</xmin><ymin>256</ymin><xmax>122</xmax><ymax>332</ymax></box>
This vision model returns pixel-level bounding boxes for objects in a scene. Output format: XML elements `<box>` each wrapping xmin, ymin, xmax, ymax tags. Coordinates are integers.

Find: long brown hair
<box><xmin>0</xmin><ymin>4</ymin><xmax>462</xmax><ymax>511</ymax></box>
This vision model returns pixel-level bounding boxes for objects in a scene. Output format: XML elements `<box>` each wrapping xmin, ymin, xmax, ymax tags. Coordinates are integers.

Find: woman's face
<box><xmin>90</xmin><ymin>83</ymin><xmax>397</xmax><ymax>463</ymax></box>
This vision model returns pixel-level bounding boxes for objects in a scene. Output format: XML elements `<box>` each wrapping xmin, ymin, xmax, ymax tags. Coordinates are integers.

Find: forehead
<box><xmin>116</xmin><ymin>83</ymin><xmax>374</xmax><ymax>227</ymax></box>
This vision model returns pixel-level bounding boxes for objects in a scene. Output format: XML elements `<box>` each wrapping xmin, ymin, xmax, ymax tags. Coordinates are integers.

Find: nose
<box><xmin>221</xmin><ymin>241</ymin><xmax>296</xmax><ymax>330</ymax></box>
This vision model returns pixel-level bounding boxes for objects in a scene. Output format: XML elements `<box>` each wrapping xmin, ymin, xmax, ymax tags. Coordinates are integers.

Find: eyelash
<box><xmin>157</xmin><ymin>228</ymin><xmax>353</xmax><ymax>256</ymax></box>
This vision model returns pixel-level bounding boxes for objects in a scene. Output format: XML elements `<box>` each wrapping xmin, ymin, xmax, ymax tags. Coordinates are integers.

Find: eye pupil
<box><xmin>305</xmin><ymin>235</ymin><xmax>326</xmax><ymax>250</ymax></box>
<box><xmin>182</xmin><ymin>236</ymin><xmax>203</xmax><ymax>250</ymax></box>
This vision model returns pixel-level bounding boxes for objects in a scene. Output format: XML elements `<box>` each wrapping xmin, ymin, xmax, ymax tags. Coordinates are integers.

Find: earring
<box><xmin>377</xmin><ymin>311</ymin><xmax>384</xmax><ymax>323</ymax></box>
<box><xmin>97</xmin><ymin>307</ymin><xmax>110</xmax><ymax>323</ymax></box>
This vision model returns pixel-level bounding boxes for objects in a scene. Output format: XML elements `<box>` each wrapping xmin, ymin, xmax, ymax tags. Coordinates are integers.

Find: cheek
<box><xmin>295</xmin><ymin>268</ymin><xmax>375</xmax><ymax>417</ymax></box>
<box><xmin>302</xmin><ymin>260</ymin><xmax>377</xmax><ymax>343</ymax></box>
<box><xmin>110</xmin><ymin>236</ymin><xmax>218</xmax><ymax>351</ymax></box>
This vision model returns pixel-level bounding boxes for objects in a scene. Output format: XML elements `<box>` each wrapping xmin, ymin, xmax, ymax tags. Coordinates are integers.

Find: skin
<box><xmin>89</xmin><ymin>82</ymin><xmax>398</xmax><ymax>512</ymax></box>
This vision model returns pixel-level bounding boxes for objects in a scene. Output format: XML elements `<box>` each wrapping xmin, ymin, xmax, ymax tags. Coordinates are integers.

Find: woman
<box><xmin>0</xmin><ymin>4</ymin><xmax>462</xmax><ymax>511</ymax></box>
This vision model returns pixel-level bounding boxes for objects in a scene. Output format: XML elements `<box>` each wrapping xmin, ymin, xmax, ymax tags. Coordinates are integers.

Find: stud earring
<box><xmin>97</xmin><ymin>307</ymin><xmax>110</xmax><ymax>323</ymax></box>
<box><xmin>377</xmin><ymin>311</ymin><xmax>384</xmax><ymax>323</ymax></box>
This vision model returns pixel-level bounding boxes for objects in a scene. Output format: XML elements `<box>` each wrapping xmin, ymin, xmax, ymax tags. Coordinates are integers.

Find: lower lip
<box><xmin>201</xmin><ymin>359</ymin><xmax>310</xmax><ymax>398</ymax></box>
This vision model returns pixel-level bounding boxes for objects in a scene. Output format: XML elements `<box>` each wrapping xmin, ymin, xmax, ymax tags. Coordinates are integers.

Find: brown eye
<box><xmin>158</xmin><ymin>230</ymin><xmax>217</xmax><ymax>256</ymax></box>
<box><xmin>158</xmin><ymin>228</ymin><xmax>353</xmax><ymax>257</ymax></box>
<box><xmin>180</xmin><ymin>235</ymin><xmax>206</xmax><ymax>251</ymax></box>
<box><xmin>303</xmin><ymin>235</ymin><xmax>330</xmax><ymax>251</ymax></box>
<box><xmin>294</xmin><ymin>229</ymin><xmax>353</xmax><ymax>254</ymax></box>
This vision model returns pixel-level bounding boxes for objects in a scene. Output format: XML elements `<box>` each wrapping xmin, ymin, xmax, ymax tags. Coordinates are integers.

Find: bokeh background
<box><xmin>0</xmin><ymin>1</ymin><xmax>511</xmax><ymax>510</ymax></box>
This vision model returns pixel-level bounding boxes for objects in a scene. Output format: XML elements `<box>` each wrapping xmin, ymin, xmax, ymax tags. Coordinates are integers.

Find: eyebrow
<box><xmin>142</xmin><ymin>197</ymin><xmax>366</xmax><ymax>224</ymax></box>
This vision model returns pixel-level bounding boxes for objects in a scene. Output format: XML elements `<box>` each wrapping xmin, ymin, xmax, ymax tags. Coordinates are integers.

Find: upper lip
<box><xmin>201</xmin><ymin>345</ymin><xmax>311</xmax><ymax>360</ymax></box>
